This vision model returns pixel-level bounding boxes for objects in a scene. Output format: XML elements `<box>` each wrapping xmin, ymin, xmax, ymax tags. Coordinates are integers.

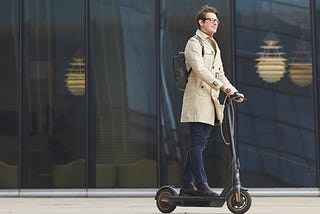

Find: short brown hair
<box><xmin>196</xmin><ymin>5</ymin><xmax>219</xmax><ymax>28</ymax></box>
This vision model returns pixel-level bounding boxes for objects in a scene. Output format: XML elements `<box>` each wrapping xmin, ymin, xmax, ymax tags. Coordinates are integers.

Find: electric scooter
<box><xmin>155</xmin><ymin>93</ymin><xmax>251</xmax><ymax>214</ymax></box>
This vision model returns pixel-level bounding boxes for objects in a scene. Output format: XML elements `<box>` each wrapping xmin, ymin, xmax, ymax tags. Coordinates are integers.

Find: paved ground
<box><xmin>0</xmin><ymin>197</ymin><xmax>320</xmax><ymax>214</ymax></box>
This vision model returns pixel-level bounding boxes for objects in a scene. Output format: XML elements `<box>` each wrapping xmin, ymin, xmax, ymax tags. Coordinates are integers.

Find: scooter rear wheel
<box><xmin>226</xmin><ymin>189</ymin><xmax>251</xmax><ymax>214</ymax></box>
<box><xmin>155</xmin><ymin>187</ymin><xmax>177</xmax><ymax>213</ymax></box>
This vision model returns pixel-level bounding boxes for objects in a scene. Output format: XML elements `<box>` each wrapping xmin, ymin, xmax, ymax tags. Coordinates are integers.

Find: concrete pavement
<box><xmin>0</xmin><ymin>197</ymin><xmax>320</xmax><ymax>214</ymax></box>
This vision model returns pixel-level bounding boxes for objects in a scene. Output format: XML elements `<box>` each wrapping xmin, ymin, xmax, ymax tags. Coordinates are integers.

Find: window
<box><xmin>21</xmin><ymin>0</ymin><xmax>85</xmax><ymax>188</ymax></box>
<box><xmin>0</xmin><ymin>0</ymin><xmax>18</xmax><ymax>189</ymax></box>
<box><xmin>235</xmin><ymin>0</ymin><xmax>316</xmax><ymax>187</ymax></box>
<box><xmin>88</xmin><ymin>0</ymin><xmax>157</xmax><ymax>188</ymax></box>
<box><xmin>159</xmin><ymin>0</ymin><xmax>233</xmax><ymax>187</ymax></box>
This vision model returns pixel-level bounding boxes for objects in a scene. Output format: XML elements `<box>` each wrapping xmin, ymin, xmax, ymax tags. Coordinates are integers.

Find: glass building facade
<box><xmin>0</xmin><ymin>0</ymin><xmax>319</xmax><ymax>190</ymax></box>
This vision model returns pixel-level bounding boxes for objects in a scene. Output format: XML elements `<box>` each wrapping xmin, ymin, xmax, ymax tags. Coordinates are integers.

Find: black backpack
<box><xmin>172</xmin><ymin>35</ymin><xmax>204</xmax><ymax>91</ymax></box>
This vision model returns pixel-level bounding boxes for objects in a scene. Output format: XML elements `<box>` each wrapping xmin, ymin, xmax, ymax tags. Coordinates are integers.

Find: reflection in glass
<box><xmin>255</xmin><ymin>32</ymin><xmax>287</xmax><ymax>83</ymax></box>
<box><xmin>22</xmin><ymin>0</ymin><xmax>85</xmax><ymax>188</ymax></box>
<box><xmin>0</xmin><ymin>0</ymin><xmax>18</xmax><ymax>188</ymax></box>
<box><xmin>288</xmin><ymin>41</ymin><xmax>312</xmax><ymax>87</ymax></box>
<box><xmin>65</xmin><ymin>58</ymin><xmax>86</xmax><ymax>96</ymax></box>
<box><xmin>236</xmin><ymin>0</ymin><xmax>316</xmax><ymax>187</ymax></box>
<box><xmin>89</xmin><ymin>0</ymin><xmax>157</xmax><ymax>188</ymax></box>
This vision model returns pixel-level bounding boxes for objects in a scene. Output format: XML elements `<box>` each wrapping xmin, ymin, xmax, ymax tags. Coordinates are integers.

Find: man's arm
<box><xmin>185</xmin><ymin>38</ymin><xmax>223</xmax><ymax>90</ymax></box>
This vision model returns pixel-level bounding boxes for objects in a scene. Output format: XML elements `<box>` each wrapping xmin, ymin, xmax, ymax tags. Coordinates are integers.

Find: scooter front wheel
<box><xmin>155</xmin><ymin>186</ymin><xmax>177</xmax><ymax>213</ymax></box>
<box><xmin>226</xmin><ymin>189</ymin><xmax>251</xmax><ymax>214</ymax></box>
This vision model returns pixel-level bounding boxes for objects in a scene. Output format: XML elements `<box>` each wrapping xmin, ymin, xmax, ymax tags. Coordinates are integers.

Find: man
<box><xmin>179</xmin><ymin>5</ymin><xmax>244</xmax><ymax>197</ymax></box>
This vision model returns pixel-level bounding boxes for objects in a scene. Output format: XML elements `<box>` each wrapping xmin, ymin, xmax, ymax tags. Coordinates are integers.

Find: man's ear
<box><xmin>198</xmin><ymin>19</ymin><xmax>204</xmax><ymax>27</ymax></box>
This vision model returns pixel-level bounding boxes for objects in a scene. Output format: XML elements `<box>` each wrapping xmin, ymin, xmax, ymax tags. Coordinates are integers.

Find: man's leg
<box><xmin>180</xmin><ymin>151</ymin><xmax>197</xmax><ymax>196</ymax></box>
<box><xmin>188</xmin><ymin>122</ymin><xmax>218</xmax><ymax>197</ymax></box>
<box><xmin>180</xmin><ymin>122</ymin><xmax>211</xmax><ymax>196</ymax></box>
<box><xmin>188</xmin><ymin>122</ymin><xmax>211</xmax><ymax>183</ymax></box>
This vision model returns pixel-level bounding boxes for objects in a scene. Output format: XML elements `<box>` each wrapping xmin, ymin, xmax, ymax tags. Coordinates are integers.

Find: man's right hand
<box><xmin>221</xmin><ymin>86</ymin><xmax>236</xmax><ymax>97</ymax></box>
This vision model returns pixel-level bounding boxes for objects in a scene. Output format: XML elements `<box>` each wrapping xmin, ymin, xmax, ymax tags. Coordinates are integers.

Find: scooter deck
<box><xmin>169</xmin><ymin>196</ymin><xmax>226</xmax><ymax>207</ymax></box>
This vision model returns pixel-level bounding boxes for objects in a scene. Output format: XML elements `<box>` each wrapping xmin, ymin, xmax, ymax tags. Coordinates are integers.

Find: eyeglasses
<box><xmin>203</xmin><ymin>18</ymin><xmax>220</xmax><ymax>24</ymax></box>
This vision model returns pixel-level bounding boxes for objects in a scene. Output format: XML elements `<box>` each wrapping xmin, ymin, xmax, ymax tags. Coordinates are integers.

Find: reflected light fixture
<box><xmin>65</xmin><ymin>57</ymin><xmax>85</xmax><ymax>96</ymax></box>
<box><xmin>255</xmin><ymin>33</ymin><xmax>287</xmax><ymax>83</ymax></box>
<box><xmin>288</xmin><ymin>41</ymin><xmax>312</xmax><ymax>87</ymax></box>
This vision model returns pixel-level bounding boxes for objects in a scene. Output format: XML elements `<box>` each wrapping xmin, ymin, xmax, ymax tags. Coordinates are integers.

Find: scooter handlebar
<box><xmin>230</xmin><ymin>92</ymin><xmax>247</xmax><ymax>101</ymax></box>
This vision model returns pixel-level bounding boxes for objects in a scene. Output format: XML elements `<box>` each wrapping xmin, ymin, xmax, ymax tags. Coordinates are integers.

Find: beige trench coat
<box><xmin>180</xmin><ymin>29</ymin><xmax>236</xmax><ymax>126</ymax></box>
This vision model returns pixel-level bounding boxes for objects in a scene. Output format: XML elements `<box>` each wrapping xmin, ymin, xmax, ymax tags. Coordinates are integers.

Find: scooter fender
<box><xmin>225</xmin><ymin>187</ymin><xmax>248</xmax><ymax>198</ymax></box>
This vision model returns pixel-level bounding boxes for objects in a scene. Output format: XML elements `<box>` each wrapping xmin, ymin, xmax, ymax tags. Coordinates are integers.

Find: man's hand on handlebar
<box><xmin>231</xmin><ymin>92</ymin><xmax>245</xmax><ymax>103</ymax></box>
<box><xmin>221</xmin><ymin>86</ymin><xmax>245</xmax><ymax>103</ymax></box>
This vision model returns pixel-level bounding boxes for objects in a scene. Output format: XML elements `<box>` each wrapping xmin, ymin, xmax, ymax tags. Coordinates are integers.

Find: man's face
<box><xmin>199</xmin><ymin>12</ymin><xmax>219</xmax><ymax>36</ymax></box>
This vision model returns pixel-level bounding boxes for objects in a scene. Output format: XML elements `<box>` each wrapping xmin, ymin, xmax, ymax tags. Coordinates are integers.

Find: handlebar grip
<box><xmin>230</xmin><ymin>92</ymin><xmax>247</xmax><ymax>101</ymax></box>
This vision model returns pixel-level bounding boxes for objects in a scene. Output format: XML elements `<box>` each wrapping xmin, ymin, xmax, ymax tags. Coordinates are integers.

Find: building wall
<box><xmin>0</xmin><ymin>0</ymin><xmax>318</xmax><ymax>189</ymax></box>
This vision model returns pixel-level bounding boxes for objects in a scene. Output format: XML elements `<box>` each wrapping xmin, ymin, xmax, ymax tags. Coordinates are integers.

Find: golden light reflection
<box><xmin>255</xmin><ymin>39</ymin><xmax>287</xmax><ymax>83</ymax></box>
<box><xmin>65</xmin><ymin>58</ymin><xmax>85</xmax><ymax>96</ymax></box>
<box><xmin>288</xmin><ymin>41</ymin><xmax>312</xmax><ymax>87</ymax></box>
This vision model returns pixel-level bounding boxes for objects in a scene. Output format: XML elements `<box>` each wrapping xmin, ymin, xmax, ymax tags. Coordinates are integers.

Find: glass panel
<box><xmin>22</xmin><ymin>0</ymin><xmax>85</xmax><ymax>188</ymax></box>
<box><xmin>160</xmin><ymin>0</ymin><xmax>232</xmax><ymax>187</ymax></box>
<box><xmin>316</xmin><ymin>0</ymin><xmax>320</xmax><ymax>185</ymax></box>
<box><xmin>89</xmin><ymin>0</ymin><xmax>157</xmax><ymax>188</ymax></box>
<box><xmin>0</xmin><ymin>0</ymin><xmax>18</xmax><ymax>189</ymax></box>
<box><xmin>235</xmin><ymin>0</ymin><xmax>316</xmax><ymax>187</ymax></box>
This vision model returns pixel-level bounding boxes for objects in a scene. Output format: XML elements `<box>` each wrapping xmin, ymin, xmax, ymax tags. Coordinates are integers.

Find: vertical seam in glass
<box><xmin>155</xmin><ymin>0</ymin><xmax>161</xmax><ymax>187</ymax></box>
<box><xmin>85</xmin><ymin>0</ymin><xmax>89</xmax><ymax>189</ymax></box>
<box><xmin>231</xmin><ymin>0</ymin><xmax>236</xmax><ymax>83</ymax></box>
<box><xmin>231</xmin><ymin>0</ymin><xmax>239</xmax><ymax>144</ymax></box>
<box><xmin>310</xmin><ymin>0</ymin><xmax>320</xmax><ymax>188</ymax></box>
<box><xmin>18</xmin><ymin>0</ymin><xmax>23</xmax><ymax>190</ymax></box>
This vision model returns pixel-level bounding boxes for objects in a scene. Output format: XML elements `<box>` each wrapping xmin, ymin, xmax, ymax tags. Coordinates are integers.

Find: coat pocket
<box><xmin>198</xmin><ymin>81</ymin><xmax>211</xmax><ymax>97</ymax></box>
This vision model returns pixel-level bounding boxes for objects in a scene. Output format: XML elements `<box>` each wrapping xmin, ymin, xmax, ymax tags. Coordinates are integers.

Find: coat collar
<box><xmin>196</xmin><ymin>29</ymin><xmax>214</xmax><ymax>41</ymax></box>
<box><xmin>196</xmin><ymin>29</ymin><xmax>218</xmax><ymax>52</ymax></box>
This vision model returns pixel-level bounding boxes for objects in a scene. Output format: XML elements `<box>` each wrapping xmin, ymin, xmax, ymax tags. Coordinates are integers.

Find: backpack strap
<box><xmin>193</xmin><ymin>34</ymin><xmax>204</xmax><ymax>57</ymax></box>
<box><xmin>187</xmin><ymin>35</ymin><xmax>205</xmax><ymax>74</ymax></box>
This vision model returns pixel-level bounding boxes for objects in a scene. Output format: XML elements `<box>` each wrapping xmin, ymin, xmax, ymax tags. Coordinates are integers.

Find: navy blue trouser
<box><xmin>182</xmin><ymin>122</ymin><xmax>213</xmax><ymax>184</ymax></box>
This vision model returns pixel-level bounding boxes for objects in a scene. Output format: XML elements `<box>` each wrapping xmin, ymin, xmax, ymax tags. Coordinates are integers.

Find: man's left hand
<box><xmin>233</xmin><ymin>92</ymin><xmax>245</xmax><ymax>102</ymax></box>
